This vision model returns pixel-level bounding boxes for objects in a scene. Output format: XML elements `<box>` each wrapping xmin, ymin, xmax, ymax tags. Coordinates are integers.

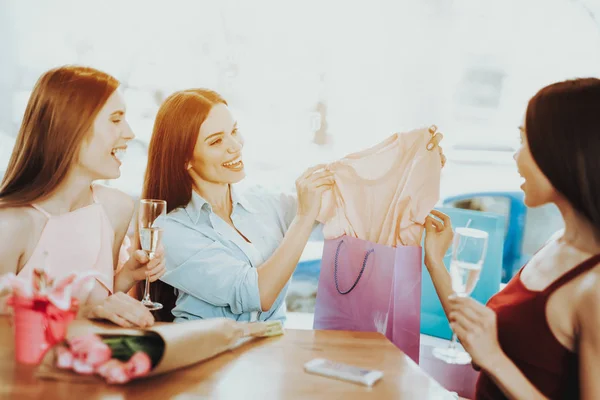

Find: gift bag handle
<box><xmin>334</xmin><ymin>239</ymin><xmax>375</xmax><ymax>295</ymax></box>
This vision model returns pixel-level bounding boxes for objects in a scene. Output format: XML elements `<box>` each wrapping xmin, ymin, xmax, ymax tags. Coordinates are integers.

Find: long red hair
<box><xmin>138</xmin><ymin>88</ymin><xmax>227</xmax><ymax>321</ymax></box>
<box><xmin>0</xmin><ymin>66</ymin><xmax>119</xmax><ymax>207</ymax></box>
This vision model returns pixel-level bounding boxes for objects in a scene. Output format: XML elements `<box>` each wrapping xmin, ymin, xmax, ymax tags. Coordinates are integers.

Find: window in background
<box><xmin>447</xmin><ymin>196</ymin><xmax>511</xmax><ymax>237</ymax></box>
<box><xmin>0</xmin><ymin>0</ymin><xmax>598</xmax><ymax>200</ymax></box>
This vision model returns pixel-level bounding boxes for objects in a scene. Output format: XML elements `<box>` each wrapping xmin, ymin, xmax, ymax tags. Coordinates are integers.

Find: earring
<box><xmin>186</xmin><ymin>163</ymin><xmax>192</xmax><ymax>170</ymax></box>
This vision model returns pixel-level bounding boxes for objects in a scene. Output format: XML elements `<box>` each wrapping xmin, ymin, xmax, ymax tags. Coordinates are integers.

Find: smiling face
<box><xmin>77</xmin><ymin>89</ymin><xmax>135</xmax><ymax>180</ymax></box>
<box><xmin>188</xmin><ymin>103</ymin><xmax>245</xmax><ymax>184</ymax></box>
<box><xmin>514</xmin><ymin>123</ymin><xmax>557</xmax><ymax>208</ymax></box>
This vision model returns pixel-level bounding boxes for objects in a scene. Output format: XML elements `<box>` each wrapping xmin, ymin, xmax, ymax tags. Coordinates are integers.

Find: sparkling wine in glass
<box><xmin>138</xmin><ymin>199</ymin><xmax>166</xmax><ymax>311</ymax></box>
<box><xmin>432</xmin><ymin>227</ymin><xmax>488</xmax><ymax>364</ymax></box>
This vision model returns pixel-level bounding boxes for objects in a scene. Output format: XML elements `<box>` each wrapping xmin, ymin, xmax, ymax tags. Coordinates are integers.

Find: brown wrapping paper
<box><xmin>36</xmin><ymin>317</ymin><xmax>267</xmax><ymax>382</ymax></box>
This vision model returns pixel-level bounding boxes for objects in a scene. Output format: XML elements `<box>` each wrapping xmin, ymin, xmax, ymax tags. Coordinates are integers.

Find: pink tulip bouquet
<box><xmin>54</xmin><ymin>333</ymin><xmax>163</xmax><ymax>384</ymax></box>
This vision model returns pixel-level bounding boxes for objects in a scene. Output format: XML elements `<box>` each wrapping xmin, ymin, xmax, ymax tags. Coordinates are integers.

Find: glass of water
<box><xmin>138</xmin><ymin>199</ymin><xmax>166</xmax><ymax>311</ymax></box>
<box><xmin>432</xmin><ymin>227</ymin><xmax>488</xmax><ymax>364</ymax></box>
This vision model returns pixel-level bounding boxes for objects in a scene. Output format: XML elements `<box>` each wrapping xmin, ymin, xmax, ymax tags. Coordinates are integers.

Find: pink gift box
<box><xmin>9</xmin><ymin>295</ymin><xmax>78</xmax><ymax>365</ymax></box>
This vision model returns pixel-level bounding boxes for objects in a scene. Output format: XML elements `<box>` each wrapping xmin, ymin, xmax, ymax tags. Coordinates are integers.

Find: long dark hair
<box><xmin>137</xmin><ymin>89</ymin><xmax>227</xmax><ymax>322</ymax></box>
<box><xmin>526</xmin><ymin>78</ymin><xmax>600</xmax><ymax>228</ymax></box>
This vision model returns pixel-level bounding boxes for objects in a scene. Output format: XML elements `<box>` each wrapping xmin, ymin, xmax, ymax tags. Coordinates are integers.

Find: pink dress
<box><xmin>18</xmin><ymin>188</ymin><xmax>116</xmax><ymax>305</ymax></box>
<box><xmin>317</xmin><ymin>127</ymin><xmax>441</xmax><ymax>247</ymax></box>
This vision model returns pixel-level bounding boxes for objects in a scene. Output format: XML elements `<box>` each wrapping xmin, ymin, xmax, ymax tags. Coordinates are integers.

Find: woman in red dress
<box><xmin>424</xmin><ymin>78</ymin><xmax>600</xmax><ymax>399</ymax></box>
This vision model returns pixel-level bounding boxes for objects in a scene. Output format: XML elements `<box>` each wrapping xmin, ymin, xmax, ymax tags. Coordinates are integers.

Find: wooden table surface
<box><xmin>0</xmin><ymin>316</ymin><xmax>460</xmax><ymax>399</ymax></box>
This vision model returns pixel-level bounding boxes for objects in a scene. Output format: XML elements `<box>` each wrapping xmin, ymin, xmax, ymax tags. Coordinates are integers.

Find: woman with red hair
<box><xmin>0</xmin><ymin>66</ymin><xmax>165</xmax><ymax>328</ymax></box>
<box><xmin>141</xmin><ymin>88</ymin><xmax>443</xmax><ymax>323</ymax></box>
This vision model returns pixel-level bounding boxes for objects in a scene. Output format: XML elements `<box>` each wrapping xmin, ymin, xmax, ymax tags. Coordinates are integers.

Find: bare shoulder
<box><xmin>0</xmin><ymin>206</ymin><xmax>37</xmax><ymax>237</ymax></box>
<box><xmin>575</xmin><ymin>263</ymin><xmax>600</xmax><ymax>319</ymax></box>
<box><xmin>93</xmin><ymin>184</ymin><xmax>135</xmax><ymax>222</ymax></box>
<box><xmin>0</xmin><ymin>207</ymin><xmax>39</xmax><ymax>273</ymax></box>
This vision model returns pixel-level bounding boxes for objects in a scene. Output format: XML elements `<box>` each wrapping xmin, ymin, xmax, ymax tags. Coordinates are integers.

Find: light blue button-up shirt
<box><xmin>161</xmin><ymin>184</ymin><xmax>298</xmax><ymax>323</ymax></box>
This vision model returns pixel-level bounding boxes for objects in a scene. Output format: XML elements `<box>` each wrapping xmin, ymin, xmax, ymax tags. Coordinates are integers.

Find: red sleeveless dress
<box><xmin>475</xmin><ymin>253</ymin><xmax>600</xmax><ymax>399</ymax></box>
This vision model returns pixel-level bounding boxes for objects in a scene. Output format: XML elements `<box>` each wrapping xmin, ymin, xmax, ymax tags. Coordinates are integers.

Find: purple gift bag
<box><xmin>313</xmin><ymin>235</ymin><xmax>422</xmax><ymax>362</ymax></box>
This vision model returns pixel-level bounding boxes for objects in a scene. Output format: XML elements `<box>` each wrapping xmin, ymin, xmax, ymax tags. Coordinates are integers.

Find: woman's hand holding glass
<box><xmin>122</xmin><ymin>246</ymin><xmax>166</xmax><ymax>284</ymax></box>
<box><xmin>425</xmin><ymin>209</ymin><xmax>489</xmax><ymax>364</ymax></box>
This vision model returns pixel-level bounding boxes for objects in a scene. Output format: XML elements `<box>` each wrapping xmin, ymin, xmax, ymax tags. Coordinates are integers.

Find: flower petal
<box><xmin>72</xmin><ymin>358</ymin><xmax>95</xmax><ymax>375</ymax></box>
<box><xmin>97</xmin><ymin>359</ymin><xmax>131</xmax><ymax>384</ymax></box>
<box><xmin>0</xmin><ymin>273</ymin><xmax>33</xmax><ymax>298</ymax></box>
<box><xmin>55</xmin><ymin>346</ymin><xmax>74</xmax><ymax>369</ymax></box>
<box><xmin>85</xmin><ymin>342</ymin><xmax>112</xmax><ymax>367</ymax></box>
<box><xmin>125</xmin><ymin>352</ymin><xmax>152</xmax><ymax>377</ymax></box>
<box><xmin>69</xmin><ymin>334</ymin><xmax>104</xmax><ymax>356</ymax></box>
<box><xmin>48</xmin><ymin>271</ymin><xmax>100</xmax><ymax>310</ymax></box>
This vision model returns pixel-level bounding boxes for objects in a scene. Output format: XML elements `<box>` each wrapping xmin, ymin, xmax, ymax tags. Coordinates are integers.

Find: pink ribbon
<box><xmin>1</xmin><ymin>270</ymin><xmax>98</xmax><ymax>310</ymax></box>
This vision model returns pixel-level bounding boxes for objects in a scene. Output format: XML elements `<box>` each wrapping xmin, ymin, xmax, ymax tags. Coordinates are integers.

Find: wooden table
<box><xmin>0</xmin><ymin>317</ymin><xmax>459</xmax><ymax>399</ymax></box>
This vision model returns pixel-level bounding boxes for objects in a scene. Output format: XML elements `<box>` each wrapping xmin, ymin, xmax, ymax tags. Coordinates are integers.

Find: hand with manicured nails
<box><xmin>424</xmin><ymin>209</ymin><xmax>454</xmax><ymax>268</ymax></box>
<box><xmin>426</xmin><ymin>125</ymin><xmax>446</xmax><ymax>167</ymax></box>
<box><xmin>295</xmin><ymin>164</ymin><xmax>335</xmax><ymax>221</ymax></box>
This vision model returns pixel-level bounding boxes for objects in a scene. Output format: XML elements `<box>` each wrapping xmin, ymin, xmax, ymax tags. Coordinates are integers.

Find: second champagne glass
<box><xmin>138</xmin><ymin>199</ymin><xmax>166</xmax><ymax>311</ymax></box>
<box><xmin>432</xmin><ymin>226</ymin><xmax>489</xmax><ymax>364</ymax></box>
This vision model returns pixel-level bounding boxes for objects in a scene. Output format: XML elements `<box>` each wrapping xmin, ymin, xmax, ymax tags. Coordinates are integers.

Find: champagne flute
<box><xmin>432</xmin><ymin>227</ymin><xmax>489</xmax><ymax>364</ymax></box>
<box><xmin>138</xmin><ymin>199</ymin><xmax>166</xmax><ymax>311</ymax></box>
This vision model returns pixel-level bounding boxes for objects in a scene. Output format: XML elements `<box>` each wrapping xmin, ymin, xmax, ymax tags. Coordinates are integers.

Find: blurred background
<box><xmin>1</xmin><ymin>0</ymin><xmax>598</xmax><ymax>312</ymax></box>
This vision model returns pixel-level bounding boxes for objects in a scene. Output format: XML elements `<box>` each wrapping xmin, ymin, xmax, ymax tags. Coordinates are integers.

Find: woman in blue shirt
<box><xmin>141</xmin><ymin>88</ymin><xmax>443</xmax><ymax>323</ymax></box>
